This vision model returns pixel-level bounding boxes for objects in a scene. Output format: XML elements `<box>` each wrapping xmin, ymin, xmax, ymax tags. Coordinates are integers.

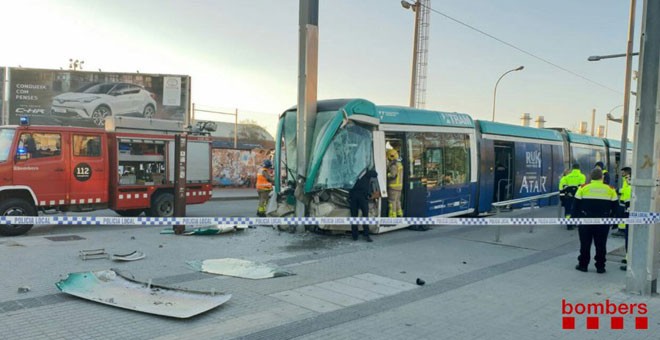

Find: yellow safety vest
<box><xmin>388</xmin><ymin>161</ymin><xmax>403</xmax><ymax>190</ymax></box>
<box><xmin>559</xmin><ymin>169</ymin><xmax>586</xmax><ymax>190</ymax></box>
<box><xmin>256</xmin><ymin>167</ymin><xmax>273</xmax><ymax>191</ymax></box>
<box><xmin>620</xmin><ymin>177</ymin><xmax>631</xmax><ymax>203</ymax></box>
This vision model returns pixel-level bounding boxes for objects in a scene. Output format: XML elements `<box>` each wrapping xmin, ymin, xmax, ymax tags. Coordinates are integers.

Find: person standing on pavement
<box><xmin>559</xmin><ymin>163</ymin><xmax>586</xmax><ymax>230</ymax></box>
<box><xmin>572</xmin><ymin>168</ymin><xmax>618</xmax><ymax>273</ymax></box>
<box><xmin>349</xmin><ymin>168</ymin><xmax>378</xmax><ymax>242</ymax></box>
<box><xmin>386</xmin><ymin>149</ymin><xmax>403</xmax><ymax>217</ymax></box>
<box><xmin>617</xmin><ymin>167</ymin><xmax>632</xmax><ymax>271</ymax></box>
<box><xmin>255</xmin><ymin>159</ymin><xmax>274</xmax><ymax>217</ymax></box>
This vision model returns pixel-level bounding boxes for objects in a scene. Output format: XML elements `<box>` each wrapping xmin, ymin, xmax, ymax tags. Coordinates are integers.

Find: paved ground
<box><xmin>212</xmin><ymin>188</ymin><xmax>257</xmax><ymax>201</ymax></box>
<box><xmin>0</xmin><ymin>202</ymin><xmax>658</xmax><ymax>340</ymax></box>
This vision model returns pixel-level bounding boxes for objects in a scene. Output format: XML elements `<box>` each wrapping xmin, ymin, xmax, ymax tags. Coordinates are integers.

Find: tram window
<box><xmin>409</xmin><ymin>132</ymin><xmax>470</xmax><ymax>188</ymax></box>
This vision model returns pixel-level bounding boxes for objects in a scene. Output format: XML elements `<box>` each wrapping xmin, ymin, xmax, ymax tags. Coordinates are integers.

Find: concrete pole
<box><xmin>626</xmin><ymin>0</ymin><xmax>659</xmax><ymax>295</ymax></box>
<box><xmin>295</xmin><ymin>0</ymin><xmax>319</xmax><ymax>231</ymax></box>
<box><xmin>620</xmin><ymin>0</ymin><xmax>637</xmax><ymax>173</ymax></box>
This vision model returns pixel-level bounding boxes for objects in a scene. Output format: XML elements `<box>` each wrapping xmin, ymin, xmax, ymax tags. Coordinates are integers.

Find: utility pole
<box><xmin>295</xmin><ymin>0</ymin><xmax>319</xmax><ymax>232</ymax></box>
<box><xmin>626</xmin><ymin>0</ymin><xmax>660</xmax><ymax>295</ymax></box>
<box><xmin>620</xmin><ymin>0</ymin><xmax>637</xmax><ymax>172</ymax></box>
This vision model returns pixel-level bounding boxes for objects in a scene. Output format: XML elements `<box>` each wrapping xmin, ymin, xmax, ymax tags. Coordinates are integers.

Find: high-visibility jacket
<box><xmin>619</xmin><ymin>177</ymin><xmax>631</xmax><ymax>210</ymax></box>
<box><xmin>256</xmin><ymin>167</ymin><xmax>273</xmax><ymax>191</ymax></box>
<box><xmin>559</xmin><ymin>169</ymin><xmax>586</xmax><ymax>190</ymax></box>
<box><xmin>387</xmin><ymin>161</ymin><xmax>403</xmax><ymax>190</ymax></box>
<box><xmin>572</xmin><ymin>180</ymin><xmax>618</xmax><ymax>218</ymax></box>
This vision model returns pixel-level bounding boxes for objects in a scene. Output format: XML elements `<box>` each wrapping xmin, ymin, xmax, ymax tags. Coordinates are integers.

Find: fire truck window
<box><xmin>74</xmin><ymin>135</ymin><xmax>101</xmax><ymax>157</ymax></box>
<box><xmin>19</xmin><ymin>133</ymin><xmax>60</xmax><ymax>158</ymax></box>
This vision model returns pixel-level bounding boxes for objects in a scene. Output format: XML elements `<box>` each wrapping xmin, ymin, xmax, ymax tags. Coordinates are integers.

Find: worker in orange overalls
<box><xmin>256</xmin><ymin>159</ymin><xmax>274</xmax><ymax>217</ymax></box>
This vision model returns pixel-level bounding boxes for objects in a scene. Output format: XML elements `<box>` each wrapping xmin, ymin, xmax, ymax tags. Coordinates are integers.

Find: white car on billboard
<box><xmin>51</xmin><ymin>82</ymin><xmax>157</xmax><ymax>126</ymax></box>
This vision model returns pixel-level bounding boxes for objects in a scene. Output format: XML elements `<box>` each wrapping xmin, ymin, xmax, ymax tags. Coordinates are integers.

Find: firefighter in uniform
<box><xmin>617</xmin><ymin>167</ymin><xmax>632</xmax><ymax>271</ymax></box>
<box><xmin>572</xmin><ymin>168</ymin><xmax>618</xmax><ymax>273</ymax></box>
<box><xmin>256</xmin><ymin>159</ymin><xmax>274</xmax><ymax>217</ymax></box>
<box><xmin>386</xmin><ymin>149</ymin><xmax>403</xmax><ymax>217</ymax></box>
<box><xmin>559</xmin><ymin>163</ymin><xmax>586</xmax><ymax>230</ymax></box>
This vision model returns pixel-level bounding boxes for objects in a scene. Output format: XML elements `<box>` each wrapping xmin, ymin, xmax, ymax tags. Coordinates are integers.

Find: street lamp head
<box><xmin>587</xmin><ymin>56</ymin><xmax>601</xmax><ymax>61</ymax></box>
<box><xmin>401</xmin><ymin>0</ymin><xmax>412</xmax><ymax>9</ymax></box>
<box><xmin>515</xmin><ymin>66</ymin><xmax>524</xmax><ymax>71</ymax></box>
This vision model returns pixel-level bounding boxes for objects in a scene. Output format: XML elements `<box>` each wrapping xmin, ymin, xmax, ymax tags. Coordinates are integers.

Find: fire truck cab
<box><xmin>0</xmin><ymin>117</ymin><xmax>214</xmax><ymax>236</ymax></box>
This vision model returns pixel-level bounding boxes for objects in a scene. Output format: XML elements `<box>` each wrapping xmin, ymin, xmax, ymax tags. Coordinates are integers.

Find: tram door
<box><xmin>403</xmin><ymin>133</ymin><xmax>428</xmax><ymax>217</ymax></box>
<box><xmin>493</xmin><ymin>142</ymin><xmax>514</xmax><ymax>202</ymax></box>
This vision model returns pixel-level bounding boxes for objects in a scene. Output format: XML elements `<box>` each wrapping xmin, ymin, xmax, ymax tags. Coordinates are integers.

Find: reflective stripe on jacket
<box><xmin>256</xmin><ymin>167</ymin><xmax>273</xmax><ymax>191</ymax></box>
<box><xmin>388</xmin><ymin>161</ymin><xmax>403</xmax><ymax>190</ymax></box>
<box><xmin>572</xmin><ymin>180</ymin><xmax>618</xmax><ymax>218</ymax></box>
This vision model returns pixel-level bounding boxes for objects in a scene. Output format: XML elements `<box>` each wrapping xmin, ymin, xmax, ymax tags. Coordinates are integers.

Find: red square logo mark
<box><xmin>636</xmin><ymin>317</ymin><xmax>648</xmax><ymax>330</ymax></box>
<box><xmin>611</xmin><ymin>317</ymin><xmax>624</xmax><ymax>330</ymax></box>
<box><xmin>586</xmin><ymin>316</ymin><xmax>600</xmax><ymax>330</ymax></box>
<box><xmin>562</xmin><ymin>317</ymin><xmax>575</xmax><ymax>330</ymax></box>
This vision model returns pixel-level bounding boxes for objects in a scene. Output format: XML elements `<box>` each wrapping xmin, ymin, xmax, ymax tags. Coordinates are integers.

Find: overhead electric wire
<box><xmin>419</xmin><ymin>3</ymin><xmax>622</xmax><ymax>94</ymax></box>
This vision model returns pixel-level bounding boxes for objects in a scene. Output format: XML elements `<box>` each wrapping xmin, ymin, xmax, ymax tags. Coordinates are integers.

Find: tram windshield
<box><xmin>312</xmin><ymin>122</ymin><xmax>372</xmax><ymax>191</ymax></box>
<box><xmin>276</xmin><ymin>109</ymin><xmax>374</xmax><ymax>193</ymax></box>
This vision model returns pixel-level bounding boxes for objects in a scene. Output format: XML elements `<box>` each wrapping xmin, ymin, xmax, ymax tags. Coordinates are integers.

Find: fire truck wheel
<box><xmin>92</xmin><ymin>105</ymin><xmax>111</xmax><ymax>126</ymax></box>
<box><xmin>149</xmin><ymin>193</ymin><xmax>174</xmax><ymax>217</ymax></box>
<box><xmin>0</xmin><ymin>198</ymin><xmax>37</xmax><ymax>236</ymax></box>
<box><xmin>114</xmin><ymin>209</ymin><xmax>144</xmax><ymax>217</ymax></box>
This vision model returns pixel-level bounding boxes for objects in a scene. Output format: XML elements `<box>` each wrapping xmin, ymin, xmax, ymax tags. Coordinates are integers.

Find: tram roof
<box><xmin>376</xmin><ymin>106</ymin><xmax>474</xmax><ymax>128</ymax></box>
<box><xmin>566</xmin><ymin>132</ymin><xmax>606</xmax><ymax>147</ymax></box>
<box><xmin>604</xmin><ymin>138</ymin><xmax>633</xmax><ymax>150</ymax></box>
<box><xmin>283</xmin><ymin>98</ymin><xmax>378</xmax><ymax>118</ymax></box>
<box><xmin>478</xmin><ymin>120</ymin><xmax>563</xmax><ymax>141</ymax></box>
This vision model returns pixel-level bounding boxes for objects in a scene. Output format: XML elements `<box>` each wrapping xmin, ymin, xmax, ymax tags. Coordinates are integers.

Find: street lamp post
<box><xmin>491</xmin><ymin>66</ymin><xmax>524</xmax><ymax>122</ymax></box>
<box><xmin>401</xmin><ymin>0</ymin><xmax>421</xmax><ymax>108</ymax></box>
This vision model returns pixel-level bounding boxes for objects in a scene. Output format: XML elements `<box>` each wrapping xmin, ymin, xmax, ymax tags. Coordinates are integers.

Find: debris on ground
<box><xmin>111</xmin><ymin>251</ymin><xmax>146</xmax><ymax>262</ymax></box>
<box><xmin>187</xmin><ymin>258</ymin><xmax>294</xmax><ymax>279</ymax></box>
<box><xmin>160</xmin><ymin>224</ymin><xmax>248</xmax><ymax>236</ymax></box>
<box><xmin>55</xmin><ymin>269</ymin><xmax>231</xmax><ymax>318</ymax></box>
<box><xmin>17</xmin><ymin>286</ymin><xmax>31</xmax><ymax>293</ymax></box>
<box><xmin>416</xmin><ymin>278</ymin><xmax>425</xmax><ymax>286</ymax></box>
<box><xmin>79</xmin><ymin>249</ymin><xmax>109</xmax><ymax>260</ymax></box>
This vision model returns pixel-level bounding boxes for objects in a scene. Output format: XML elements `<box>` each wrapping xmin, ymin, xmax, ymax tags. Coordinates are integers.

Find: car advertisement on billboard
<box><xmin>8</xmin><ymin>68</ymin><xmax>190</xmax><ymax>128</ymax></box>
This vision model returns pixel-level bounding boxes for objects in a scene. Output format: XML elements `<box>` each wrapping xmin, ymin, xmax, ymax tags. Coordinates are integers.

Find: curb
<box><xmin>210</xmin><ymin>196</ymin><xmax>258</xmax><ymax>201</ymax></box>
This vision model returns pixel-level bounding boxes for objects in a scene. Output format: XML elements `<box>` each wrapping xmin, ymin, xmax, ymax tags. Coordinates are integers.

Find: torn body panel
<box><xmin>56</xmin><ymin>269</ymin><xmax>231</xmax><ymax>318</ymax></box>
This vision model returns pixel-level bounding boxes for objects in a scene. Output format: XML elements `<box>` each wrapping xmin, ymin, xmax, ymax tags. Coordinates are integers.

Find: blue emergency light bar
<box><xmin>19</xmin><ymin>116</ymin><xmax>29</xmax><ymax>126</ymax></box>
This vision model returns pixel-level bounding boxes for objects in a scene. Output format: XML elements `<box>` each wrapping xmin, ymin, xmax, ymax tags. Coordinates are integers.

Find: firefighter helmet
<box><xmin>263</xmin><ymin>159</ymin><xmax>272</xmax><ymax>168</ymax></box>
<box><xmin>387</xmin><ymin>149</ymin><xmax>399</xmax><ymax>161</ymax></box>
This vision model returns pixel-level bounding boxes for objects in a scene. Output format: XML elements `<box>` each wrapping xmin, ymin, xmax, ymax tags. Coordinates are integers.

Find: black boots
<box><xmin>351</xmin><ymin>225</ymin><xmax>372</xmax><ymax>242</ymax></box>
<box><xmin>363</xmin><ymin>226</ymin><xmax>373</xmax><ymax>242</ymax></box>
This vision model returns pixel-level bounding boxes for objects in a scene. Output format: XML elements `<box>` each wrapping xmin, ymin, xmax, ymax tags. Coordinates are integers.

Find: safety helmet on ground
<box><xmin>263</xmin><ymin>159</ymin><xmax>272</xmax><ymax>168</ymax></box>
<box><xmin>387</xmin><ymin>149</ymin><xmax>399</xmax><ymax>161</ymax></box>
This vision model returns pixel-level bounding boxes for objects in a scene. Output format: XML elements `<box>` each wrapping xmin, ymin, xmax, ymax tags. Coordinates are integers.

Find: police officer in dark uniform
<box><xmin>572</xmin><ymin>168</ymin><xmax>618</xmax><ymax>273</ymax></box>
<box><xmin>349</xmin><ymin>169</ymin><xmax>378</xmax><ymax>242</ymax></box>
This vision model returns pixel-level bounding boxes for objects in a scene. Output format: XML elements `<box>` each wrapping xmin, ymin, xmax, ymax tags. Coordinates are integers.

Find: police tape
<box><xmin>1</xmin><ymin>215</ymin><xmax>660</xmax><ymax>226</ymax></box>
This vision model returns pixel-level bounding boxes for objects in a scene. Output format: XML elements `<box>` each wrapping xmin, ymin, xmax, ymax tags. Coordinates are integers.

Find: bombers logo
<box><xmin>562</xmin><ymin>299</ymin><xmax>649</xmax><ymax>330</ymax></box>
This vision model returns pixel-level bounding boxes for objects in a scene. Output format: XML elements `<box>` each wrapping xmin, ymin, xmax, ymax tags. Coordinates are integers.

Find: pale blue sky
<box><xmin>0</xmin><ymin>0</ymin><xmax>641</xmax><ymax>138</ymax></box>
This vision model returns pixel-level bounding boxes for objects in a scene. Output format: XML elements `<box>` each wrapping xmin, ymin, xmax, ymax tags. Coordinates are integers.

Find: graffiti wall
<box><xmin>212</xmin><ymin>148</ymin><xmax>271</xmax><ymax>187</ymax></box>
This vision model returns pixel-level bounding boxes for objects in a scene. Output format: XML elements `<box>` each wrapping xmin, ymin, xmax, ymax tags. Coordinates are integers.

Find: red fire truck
<box><xmin>0</xmin><ymin>117</ymin><xmax>214</xmax><ymax>236</ymax></box>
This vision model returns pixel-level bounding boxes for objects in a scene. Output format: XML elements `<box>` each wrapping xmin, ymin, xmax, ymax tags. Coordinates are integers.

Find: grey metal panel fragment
<box><xmin>56</xmin><ymin>269</ymin><xmax>231</xmax><ymax>318</ymax></box>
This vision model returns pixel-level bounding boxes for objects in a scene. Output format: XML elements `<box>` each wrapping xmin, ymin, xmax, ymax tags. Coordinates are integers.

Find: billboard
<box><xmin>8</xmin><ymin>68</ymin><xmax>190</xmax><ymax>128</ymax></box>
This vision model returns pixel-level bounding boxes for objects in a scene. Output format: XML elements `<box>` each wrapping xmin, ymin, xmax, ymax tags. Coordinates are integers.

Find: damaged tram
<box><xmin>271</xmin><ymin>98</ymin><xmax>626</xmax><ymax>234</ymax></box>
